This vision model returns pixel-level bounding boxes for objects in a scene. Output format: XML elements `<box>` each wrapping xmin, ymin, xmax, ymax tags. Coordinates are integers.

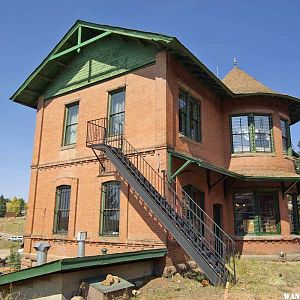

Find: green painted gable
<box><xmin>45</xmin><ymin>36</ymin><xmax>157</xmax><ymax>99</ymax></box>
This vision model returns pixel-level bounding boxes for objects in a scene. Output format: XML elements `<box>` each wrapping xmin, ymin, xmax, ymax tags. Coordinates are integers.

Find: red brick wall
<box><xmin>24</xmin><ymin>51</ymin><xmax>169</xmax><ymax>260</ymax></box>
<box><xmin>24</xmin><ymin>49</ymin><xmax>300</xmax><ymax>263</ymax></box>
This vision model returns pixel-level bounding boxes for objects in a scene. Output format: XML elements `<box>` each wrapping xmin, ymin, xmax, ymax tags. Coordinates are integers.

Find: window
<box><xmin>231</xmin><ymin>114</ymin><xmax>273</xmax><ymax>153</ymax></box>
<box><xmin>179</xmin><ymin>90</ymin><xmax>201</xmax><ymax>142</ymax></box>
<box><xmin>233</xmin><ymin>191</ymin><xmax>280</xmax><ymax>235</ymax></box>
<box><xmin>100</xmin><ymin>181</ymin><xmax>121</xmax><ymax>236</ymax></box>
<box><xmin>280</xmin><ymin>119</ymin><xmax>291</xmax><ymax>155</ymax></box>
<box><xmin>108</xmin><ymin>90</ymin><xmax>125</xmax><ymax>136</ymax></box>
<box><xmin>63</xmin><ymin>103</ymin><xmax>79</xmax><ymax>146</ymax></box>
<box><xmin>231</xmin><ymin>116</ymin><xmax>251</xmax><ymax>153</ymax></box>
<box><xmin>53</xmin><ymin>185</ymin><xmax>71</xmax><ymax>234</ymax></box>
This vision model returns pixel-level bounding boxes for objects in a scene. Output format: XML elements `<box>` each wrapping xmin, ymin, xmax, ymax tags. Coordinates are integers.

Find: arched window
<box><xmin>183</xmin><ymin>185</ymin><xmax>205</xmax><ymax>235</ymax></box>
<box><xmin>100</xmin><ymin>181</ymin><xmax>121</xmax><ymax>237</ymax></box>
<box><xmin>53</xmin><ymin>185</ymin><xmax>71</xmax><ymax>234</ymax></box>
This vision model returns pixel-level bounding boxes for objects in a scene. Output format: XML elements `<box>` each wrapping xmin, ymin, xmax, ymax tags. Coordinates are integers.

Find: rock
<box><xmin>132</xmin><ymin>289</ymin><xmax>141</xmax><ymax>296</ymax></box>
<box><xmin>201</xmin><ymin>279</ymin><xmax>210</xmax><ymax>287</ymax></box>
<box><xmin>187</xmin><ymin>261</ymin><xmax>197</xmax><ymax>270</ymax></box>
<box><xmin>163</xmin><ymin>266</ymin><xmax>176</xmax><ymax>278</ymax></box>
<box><xmin>113</xmin><ymin>276</ymin><xmax>120</xmax><ymax>284</ymax></box>
<box><xmin>101</xmin><ymin>279</ymin><xmax>111</xmax><ymax>286</ymax></box>
<box><xmin>172</xmin><ymin>272</ymin><xmax>182</xmax><ymax>282</ymax></box>
<box><xmin>194</xmin><ymin>268</ymin><xmax>203</xmax><ymax>274</ymax></box>
<box><xmin>106</xmin><ymin>274</ymin><xmax>114</xmax><ymax>284</ymax></box>
<box><xmin>176</xmin><ymin>263</ymin><xmax>187</xmax><ymax>273</ymax></box>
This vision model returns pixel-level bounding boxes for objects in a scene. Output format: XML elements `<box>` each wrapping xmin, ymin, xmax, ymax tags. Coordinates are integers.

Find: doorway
<box><xmin>213</xmin><ymin>204</ymin><xmax>223</xmax><ymax>256</ymax></box>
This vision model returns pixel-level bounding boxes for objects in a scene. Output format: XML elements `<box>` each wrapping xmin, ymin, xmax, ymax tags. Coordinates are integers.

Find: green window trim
<box><xmin>53</xmin><ymin>185</ymin><xmax>71</xmax><ymax>235</ymax></box>
<box><xmin>63</xmin><ymin>102</ymin><xmax>79</xmax><ymax>146</ymax></box>
<box><xmin>230</xmin><ymin>114</ymin><xmax>274</xmax><ymax>154</ymax></box>
<box><xmin>179</xmin><ymin>89</ymin><xmax>201</xmax><ymax>142</ymax></box>
<box><xmin>280</xmin><ymin>119</ymin><xmax>292</xmax><ymax>156</ymax></box>
<box><xmin>100</xmin><ymin>181</ymin><xmax>121</xmax><ymax>237</ymax></box>
<box><xmin>233</xmin><ymin>191</ymin><xmax>281</xmax><ymax>236</ymax></box>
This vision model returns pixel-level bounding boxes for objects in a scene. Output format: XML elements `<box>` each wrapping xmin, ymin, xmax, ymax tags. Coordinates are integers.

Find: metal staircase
<box><xmin>86</xmin><ymin>118</ymin><xmax>236</xmax><ymax>286</ymax></box>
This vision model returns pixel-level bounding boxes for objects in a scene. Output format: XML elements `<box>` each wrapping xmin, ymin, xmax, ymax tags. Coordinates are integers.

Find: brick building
<box><xmin>11</xmin><ymin>20</ymin><xmax>300</xmax><ymax>284</ymax></box>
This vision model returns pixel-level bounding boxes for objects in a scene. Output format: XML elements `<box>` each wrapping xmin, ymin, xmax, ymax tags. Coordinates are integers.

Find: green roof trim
<box><xmin>233</xmin><ymin>93</ymin><xmax>300</xmax><ymax>125</ymax></box>
<box><xmin>0</xmin><ymin>248</ymin><xmax>167</xmax><ymax>286</ymax></box>
<box><xmin>10</xmin><ymin>20</ymin><xmax>231</xmax><ymax>109</ymax></box>
<box><xmin>10</xmin><ymin>20</ymin><xmax>300</xmax><ymax>124</ymax></box>
<box><xmin>169</xmin><ymin>149</ymin><xmax>300</xmax><ymax>182</ymax></box>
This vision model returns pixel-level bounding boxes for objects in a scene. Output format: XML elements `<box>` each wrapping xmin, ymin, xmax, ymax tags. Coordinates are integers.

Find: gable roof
<box><xmin>10</xmin><ymin>20</ymin><xmax>231</xmax><ymax>108</ymax></box>
<box><xmin>222</xmin><ymin>67</ymin><xmax>274</xmax><ymax>94</ymax></box>
<box><xmin>10</xmin><ymin>20</ymin><xmax>300</xmax><ymax>124</ymax></box>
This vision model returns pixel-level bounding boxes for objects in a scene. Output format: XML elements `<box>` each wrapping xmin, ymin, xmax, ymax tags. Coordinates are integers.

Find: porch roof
<box><xmin>0</xmin><ymin>248</ymin><xmax>167</xmax><ymax>286</ymax></box>
<box><xmin>169</xmin><ymin>150</ymin><xmax>300</xmax><ymax>182</ymax></box>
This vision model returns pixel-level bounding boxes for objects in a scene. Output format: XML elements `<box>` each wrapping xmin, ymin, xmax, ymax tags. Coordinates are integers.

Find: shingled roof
<box><xmin>222</xmin><ymin>67</ymin><xmax>275</xmax><ymax>94</ymax></box>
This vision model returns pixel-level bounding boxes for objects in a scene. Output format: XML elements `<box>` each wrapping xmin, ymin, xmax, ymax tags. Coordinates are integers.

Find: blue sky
<box><xmin>0</xmin><ymin>0</ymin><xmax>299</xmax><ymax>199</ymax></box>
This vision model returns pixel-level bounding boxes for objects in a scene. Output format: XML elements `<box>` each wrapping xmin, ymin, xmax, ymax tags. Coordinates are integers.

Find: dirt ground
<box><xmin>137</xmin><ymin>258</ymin><xmax>300</xmax><ymax>300</ymax></box>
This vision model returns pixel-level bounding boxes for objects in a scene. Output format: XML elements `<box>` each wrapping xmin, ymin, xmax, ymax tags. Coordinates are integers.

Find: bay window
<box><xmin>231</xmin><ymin>114</ymin><xmax>273</xmax><ymax>153</ymax></box>
<box><xmin>233</xmin><ymin>191</ymin><xmax>280</xmax><ymax>235</ymax></box>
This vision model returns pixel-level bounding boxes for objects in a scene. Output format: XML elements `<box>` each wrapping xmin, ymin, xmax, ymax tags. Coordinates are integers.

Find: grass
<box><xmin>0</xmin><ymin>218</ymin><xmax>25</xmax><ymax>236</ymax></box>
<box><xmin>137</xmin><ymin>258</ymin><xmax>300</xmax><ymax>300</ymax></box>
<box><xmin>0</xmin><ymin>241</ymin><xmax>21</xmax><ymax>251</ymax></box>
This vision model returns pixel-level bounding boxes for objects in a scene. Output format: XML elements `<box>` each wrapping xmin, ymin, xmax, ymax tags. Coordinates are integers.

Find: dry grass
<box><xmin>0</xmin><ymin>241</ymin><xmax>21</xmax><ymax>251</ymax></box>
<box><xmin>137</xmin><ymin>258</ymin><xmax>300</xmax><ymax>300</ymax></box>
<box><xmin>0</xmin><ymin>218</ymin><xmax>25</xmax><ymax>236</ymax></box>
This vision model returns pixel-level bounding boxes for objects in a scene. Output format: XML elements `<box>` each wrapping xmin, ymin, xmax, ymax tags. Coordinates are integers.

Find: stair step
<box><xmin>99</xmin><ymin>143</ymin><xmax>234</xmax><ymax>285</ymax></box>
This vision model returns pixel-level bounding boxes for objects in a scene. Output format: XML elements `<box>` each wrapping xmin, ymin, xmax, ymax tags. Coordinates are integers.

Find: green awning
<box><xmin>0</xmin><ymin>248</ymin><xmax>167</xmax><ymax>286</ymax></box>
<box><xmin>169</xmin><ymin>150</ymin><xmax>300</xmax><ymax>182</ymax></box>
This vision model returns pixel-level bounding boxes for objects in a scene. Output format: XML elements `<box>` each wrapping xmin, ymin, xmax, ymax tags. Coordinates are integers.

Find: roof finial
<box><xmin>233</xmin><ymin>57</ymin><xmax>237</xmax><ymax>68</ymax></box>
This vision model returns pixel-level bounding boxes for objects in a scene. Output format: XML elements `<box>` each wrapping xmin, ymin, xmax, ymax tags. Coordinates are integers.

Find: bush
<box><xmin>7</xmin><ymin>248</ymin><xmax>21</xmax><ymax>271</ymax></box>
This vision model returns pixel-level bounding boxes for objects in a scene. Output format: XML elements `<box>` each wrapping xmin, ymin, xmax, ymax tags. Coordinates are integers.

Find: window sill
<box><xmin>60</xmin><ymin>144</ymin><xmax>76</xmax><ymax>151</ymax></box>
<box><xmin>52</xmin><ymin>233</ymin><xmax>69</xmax><ymax>239</ymax></box>
<box><xmin>178</xmin><ymin>133</ymin><xmax>201</xmax><ymax>145</ymax></box>
<box><xmin>98</xmin><ymin>236</ymin><xmax>120</xmax><ymax>242</ymax></box>
<box><xmin>231</xmin><ymin>152</ymin><xmax>276</xmax><ymax>158</ymax></box>
<box><xmin>231</xmin><ymin>234</ymin><xmax>299</xmax><ymax>241</ymax></box>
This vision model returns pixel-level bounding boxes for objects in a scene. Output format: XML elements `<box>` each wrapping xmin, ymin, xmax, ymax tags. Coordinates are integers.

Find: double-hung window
<box><xmin>100</xmin><ymin>181</ymin><xmax>121</xmax><ymax>237</ymax></box>
<box><xmin>254</xmin><ymin>115</ymin><xmax>272</xmax><ymax>152</ymax></box>
<box><xmin>108</xmin><ymin>90</ymin><xmax>125</xmax><ymax>136</ymax></box>
<box><xmin>280</xmin><ymin>119</ymin><xmax>291</xmax><ymax>155</ymax></box>
<box><xmin>53</xmin><ymin>185</ymin><xmax>71</xmax><ymax>234</ymax></box>
<box><xmin>231</xmin><ymin>114</ymin><xmax>273</xmax><ymax>153</ymax></box>
<box><xmin>179</xmin><ymin>90</ymin><xmax>201</xmax><ymax>142</ymax></box>
<box><xmin>63</xmin><ymin>103</ymin><xmax>79</xmax><ymax>146</ymax></box>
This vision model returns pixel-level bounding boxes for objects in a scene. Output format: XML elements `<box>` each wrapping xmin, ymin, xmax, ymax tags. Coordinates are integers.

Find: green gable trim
<box><xmin>10</xmin><ymin>20</ymin><xmax>300</xmax><ymax>125</ymax></box>
<box><xmin>0</xmin><ymin>248</ymin><xmax>167</xmax><ymax>286</ymax></box>
<box><xmin>10</xmin><ymin>20</ymin><xmax>232</xmax><ymax>109</ymax></box>
<box><xmin>44</xmin><ymin>35</ymin><xmax>157</xmax><ymax>100</ymax></box>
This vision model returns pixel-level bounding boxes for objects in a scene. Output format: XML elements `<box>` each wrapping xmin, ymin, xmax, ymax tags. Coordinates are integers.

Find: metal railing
<box><xmin>86</xmin><ymin>117</ymin><xmax>236</xmax><ymax>283</ymax></box>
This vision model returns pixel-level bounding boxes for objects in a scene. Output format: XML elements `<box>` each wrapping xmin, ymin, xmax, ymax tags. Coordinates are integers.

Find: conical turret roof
<box><xmin>222</xmin><ymin>67</ymin><xmax>274</xmax><ymax>94</ymax></box>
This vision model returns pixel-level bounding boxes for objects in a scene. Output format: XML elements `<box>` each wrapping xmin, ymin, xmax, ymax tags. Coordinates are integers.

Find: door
<box><xmin>183</xmin><ymin>185</ymin><xmax>205</xmax><ymax>236</ymax></box>
<box><xmin>213</xmin><ymin>204</ymin><xmax>223</xmax><ymax>257</ymax></box>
